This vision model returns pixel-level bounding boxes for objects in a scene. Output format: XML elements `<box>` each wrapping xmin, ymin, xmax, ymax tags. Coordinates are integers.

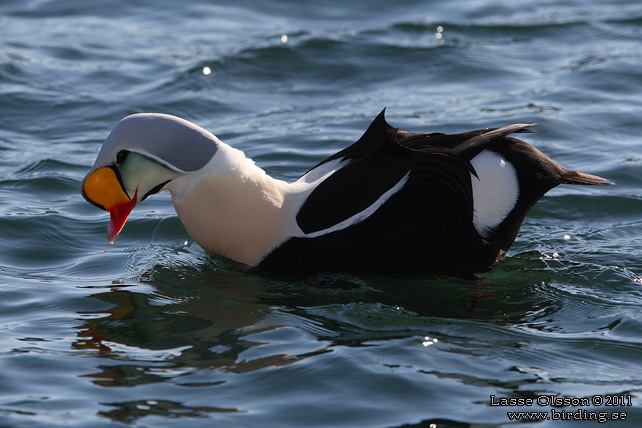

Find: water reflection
<box><xmin>72</xmin><ymin>257</ymin><xmax>558</xmax><ymax>386</ymax></box>
<box><xmin>70</xmin><ymin>255</ymin><xmax>601</xmax><ymax>424</ymax></box>
<box><xmin>73</xmin><ymin>269</ymin><xmax>338</xmax><ymax>385</ymax></box>
<box><xmin>98</xmin><ymin>399</ymin><xmax>242</xmax><ymax>423</ymax></box>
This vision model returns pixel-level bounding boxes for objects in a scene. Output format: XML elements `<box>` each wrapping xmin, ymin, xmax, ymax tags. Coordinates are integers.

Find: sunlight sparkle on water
<box><xmin>422</xmin><ymin>336</ymin><xmax>438</xmax><ymax>347</ymax></box>
<box><xmin>435</xmin><ymin>26</ymin><xmax>444</xmax><ymax>40</ymax></box>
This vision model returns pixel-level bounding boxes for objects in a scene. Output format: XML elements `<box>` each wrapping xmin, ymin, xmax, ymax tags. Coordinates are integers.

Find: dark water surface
<box><xmin>2</xmin><ymin>0</ymin><xmax>642</xmax><ymax>427</ymax></box>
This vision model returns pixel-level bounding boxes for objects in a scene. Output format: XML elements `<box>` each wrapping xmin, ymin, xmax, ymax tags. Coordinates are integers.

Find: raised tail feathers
<box><xmin>561</xmin><ymin>170</ymin><xmax>615</xmax><ymax>186</ymax></box>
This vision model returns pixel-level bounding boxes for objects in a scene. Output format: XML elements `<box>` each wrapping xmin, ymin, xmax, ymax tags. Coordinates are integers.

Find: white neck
<box><xmin>166</xmin><ymin>142</ymin><xmax>303</xmax><ymax>267</ymax></box>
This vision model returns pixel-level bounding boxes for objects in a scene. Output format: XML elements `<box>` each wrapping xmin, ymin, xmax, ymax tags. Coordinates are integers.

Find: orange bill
<box><xmin>83</xmin><ymin>167</ymin><xmax>138</xmax><ymax>243</ymax></box>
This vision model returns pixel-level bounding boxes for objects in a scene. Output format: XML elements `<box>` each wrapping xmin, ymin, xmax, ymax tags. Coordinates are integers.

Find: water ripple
<box><xmin>2</xmin><ymin>0</ymin><xmax>642</xmax><ymax>426</ymax></box>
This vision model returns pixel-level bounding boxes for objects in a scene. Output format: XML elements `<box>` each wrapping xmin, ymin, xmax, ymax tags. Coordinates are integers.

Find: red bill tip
<box><xmin>107</xmin><ymin>189</ymin><xmax>138</xmax><ymax>243</ymax></box>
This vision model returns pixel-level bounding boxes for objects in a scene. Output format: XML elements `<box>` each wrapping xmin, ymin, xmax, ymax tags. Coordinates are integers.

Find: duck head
<box><xmin>81</xmin><ymin>113</ymin><xmax>219</xmax><ymax>243</ymax></box>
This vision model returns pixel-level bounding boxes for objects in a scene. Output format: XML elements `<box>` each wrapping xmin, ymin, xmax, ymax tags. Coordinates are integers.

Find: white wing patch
<box><xmin>470</xmin><ymin>150</ymin><xmax>519</xmax><ymax>238</ymax></box>
<box><xmin>299</xmin><ymin>172</ymin><xmax>410</xmax><ymax>238</ymax></box>
<box><xmin>297</xmin><ymin>158</ymin><xmax>349</xmax><ymax>185</ymax></box>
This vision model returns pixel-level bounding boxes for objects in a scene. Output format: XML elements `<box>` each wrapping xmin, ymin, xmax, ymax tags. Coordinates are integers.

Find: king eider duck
<box><xmin>81</xmin><ymin>110</ymin><xmax>611</xmax><ymax>276</ymax></box>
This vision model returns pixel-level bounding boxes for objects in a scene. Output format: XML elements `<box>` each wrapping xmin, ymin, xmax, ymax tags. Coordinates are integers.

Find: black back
<box><xmin>257</xmin><ymin>111</ymin><xmax>610</xmax><ymax>276</ymax></box>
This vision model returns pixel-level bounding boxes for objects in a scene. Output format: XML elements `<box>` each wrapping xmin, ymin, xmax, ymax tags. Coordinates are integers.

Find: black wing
<box><xmin>260</xmin><ymin>147</ymin><xmax>485</xmax><ymax>275</ymax></box>
<box><xmin>296</xmin><ymin>127</ymin><xmax>408</xmax><ymax>234</ymax></box>
<box><xmin>299</xmin><ymin>109</ymin><xmax>395</xmax><ymax>179</ymax></box>
<box><xmin>399</xmin><ymin>123</ymin><xmax>537</xmax><ymax>158</ymax></box>
<box><xmin>296</xmin><ymin>111</ymin><xmax>529</xmax><ymax>235</ymax></box>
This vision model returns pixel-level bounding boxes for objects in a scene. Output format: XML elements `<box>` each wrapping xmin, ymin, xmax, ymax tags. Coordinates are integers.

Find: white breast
<box><xmin>469</xmin><ymin>150</ymin><xmax>519</xmax><ymax>238</ymax></box>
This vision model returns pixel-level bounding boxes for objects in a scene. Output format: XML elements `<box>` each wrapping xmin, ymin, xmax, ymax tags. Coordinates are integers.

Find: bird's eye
<box><xmin>116</xmin><ymin>150</ymin><xmax>129</xmax><ymax>164</ymax></box>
